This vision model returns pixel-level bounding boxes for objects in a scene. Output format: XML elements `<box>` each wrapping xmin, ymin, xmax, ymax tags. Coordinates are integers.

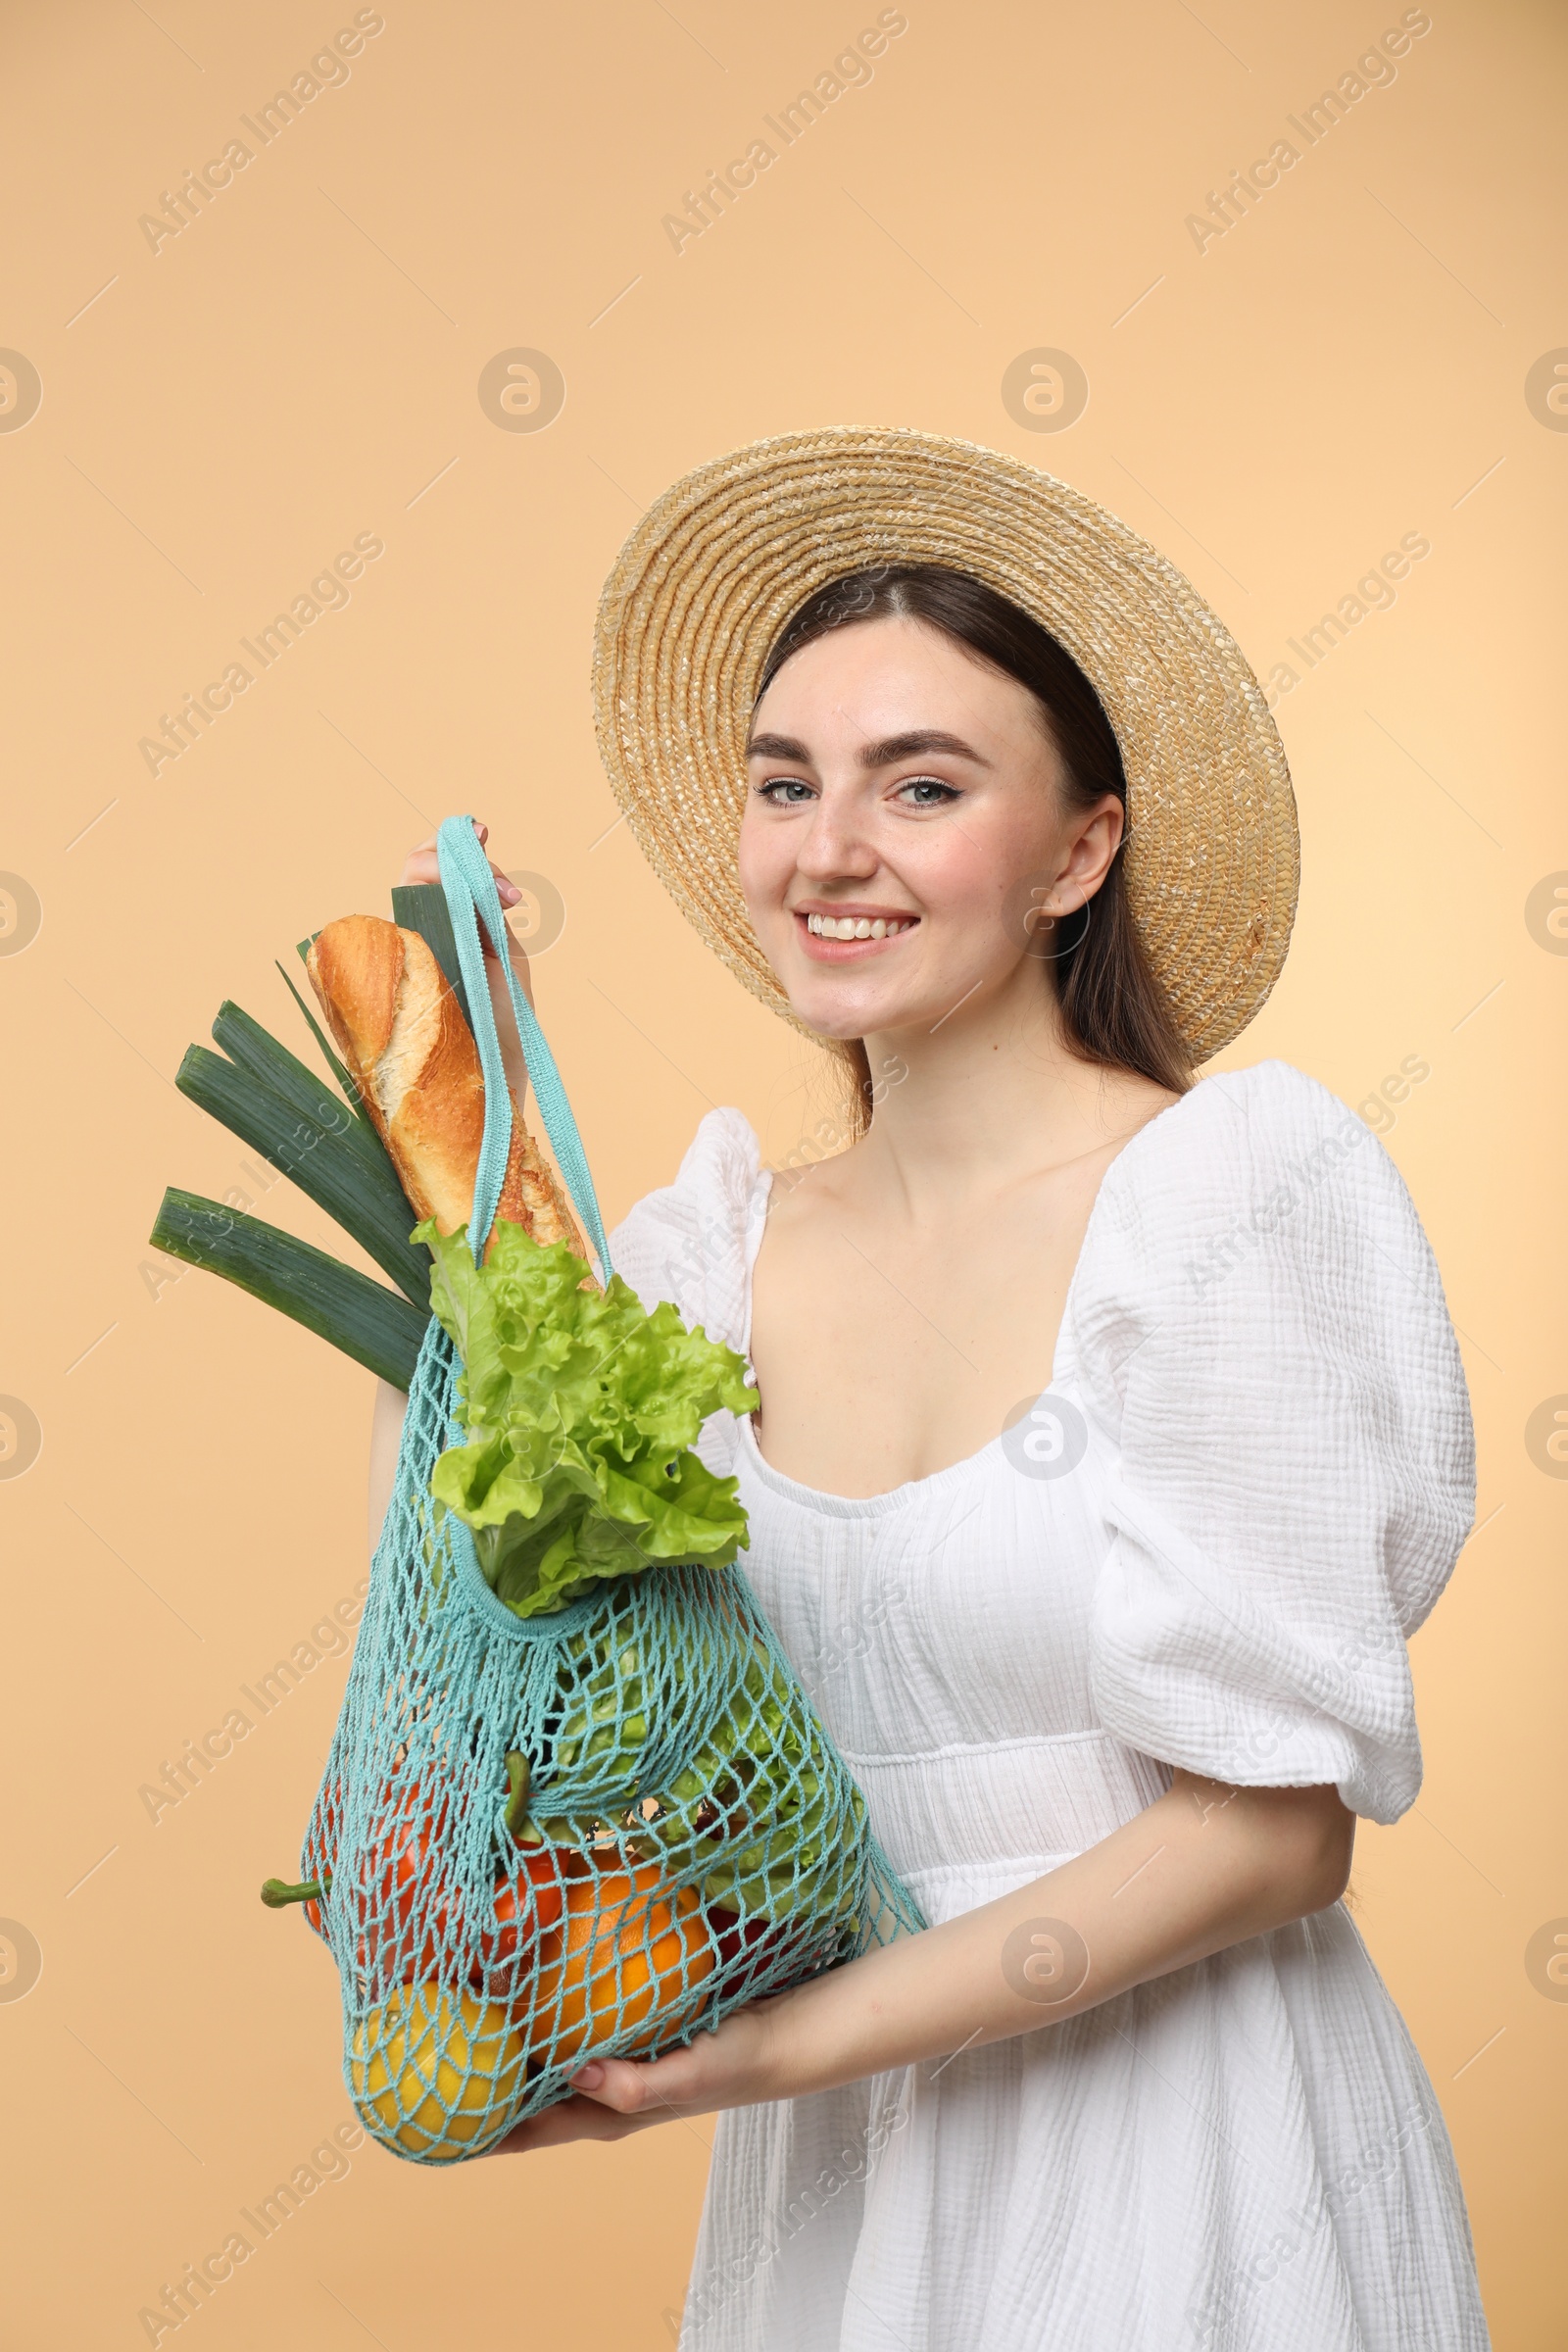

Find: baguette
<box><xmin>306</xmin><ymin>915</ymin><xmax>585</xmax><ymax>1262</ymax></box>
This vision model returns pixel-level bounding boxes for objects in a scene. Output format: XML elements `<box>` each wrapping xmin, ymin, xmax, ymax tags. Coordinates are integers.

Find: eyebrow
<box><xmin>744</xmin><ymin>727</ymin><xmax>994</xmax><ymax>770</ymax></box>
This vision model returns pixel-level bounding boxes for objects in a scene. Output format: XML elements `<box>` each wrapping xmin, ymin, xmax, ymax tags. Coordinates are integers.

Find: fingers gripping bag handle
<box><xmin>288</xmin><ymin>817</ymin><xmax>926</xmax><ymax>2167</ymax></box>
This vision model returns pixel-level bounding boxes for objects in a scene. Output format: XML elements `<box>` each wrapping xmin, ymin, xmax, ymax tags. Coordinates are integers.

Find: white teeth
<box><xmin>805</xmin><ymin>911</ymin><xmax>911</xmax><ymax>938</ymax></box>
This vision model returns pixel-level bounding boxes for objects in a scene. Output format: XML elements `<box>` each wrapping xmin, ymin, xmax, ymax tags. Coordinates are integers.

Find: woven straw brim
<box><xmin>591</xmin><ymin>426</ymin><xmax>1298</xmax><ymax>1062</ymax></box>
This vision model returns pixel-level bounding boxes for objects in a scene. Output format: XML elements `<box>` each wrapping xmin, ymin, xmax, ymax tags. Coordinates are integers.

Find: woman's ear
<box><xmin>1056</xmin><ymin>794</ymin><xmax>1125</xmax><ymax>910</ymax></box>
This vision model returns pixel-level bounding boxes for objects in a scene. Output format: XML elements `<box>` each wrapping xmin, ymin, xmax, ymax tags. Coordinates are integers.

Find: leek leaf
<box><xmin>175</xmin><ymin>1042</ymin><xmax>429</xmax><ymax>1306</ymax></box>
<box><xmin>391</xmin><ymin>884</ymin><xmax>475</xmax><ymax>1032</ymax></box>
<box><xmin>210</xmin><ymin>1001</ymin><xmax>376</xmax><ymax>1158</ymax></box>
<box><xmin>150</xmin><ymin>1188</ymin><xmax>427</xmax><ymax>1390</ymax></box>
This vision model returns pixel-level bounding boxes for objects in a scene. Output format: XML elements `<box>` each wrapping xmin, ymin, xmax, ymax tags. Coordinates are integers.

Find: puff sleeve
<box><xmin>1072</xmin><ymin>1061</ymin><xmax>1474</xmax><ymax>1824</ymax></box>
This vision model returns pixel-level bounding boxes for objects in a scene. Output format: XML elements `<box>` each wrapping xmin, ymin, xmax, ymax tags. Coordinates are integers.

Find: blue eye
<box><xmin>899</xmin><ymin>776</ymin><xmax>958</xmax><ymax>807</ymax></box>
<box><xmin>759</xmin><ymin>777</ymin><xmax>815</xmax><ymax>804</ymax></box>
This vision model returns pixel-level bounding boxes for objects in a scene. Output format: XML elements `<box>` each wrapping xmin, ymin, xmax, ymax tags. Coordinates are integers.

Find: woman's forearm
<box><xmin>368</xmin><ymin>1377</ymin><xmax>408</xmax><ymax>1560</ymax></box>
<box><xmin>762</xmin><ymin>1771</ymin><xmax>1354</xmax><ymax>2102</ymax></box>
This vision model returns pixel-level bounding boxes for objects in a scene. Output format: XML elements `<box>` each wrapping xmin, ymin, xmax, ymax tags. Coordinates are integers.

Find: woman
<box><xmin>390</xmin><ymin>431</ymin><xmax>1488</xmax><ymax>2348</ymax></box>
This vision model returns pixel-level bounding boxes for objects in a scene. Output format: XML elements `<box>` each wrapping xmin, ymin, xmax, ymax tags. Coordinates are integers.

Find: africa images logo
<box><xmin>1183</xmin><ymin>11</ymin><xmax>1433</xmax><ymax>258</ymax></box>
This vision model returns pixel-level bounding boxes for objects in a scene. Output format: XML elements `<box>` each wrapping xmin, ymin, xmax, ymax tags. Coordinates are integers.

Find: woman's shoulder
<box><xmin>1111</xmin><ymin>1055</ymin><xmax>1370</xmax><ymax>1187</ymax></box>
<box><xmin>605</xmin><ymin>1107</ymin><xmax>767</xmax><ymax>1349</ymax></box>
<box><xmin>1089</xmin><ymin>1057</ymin><xmax>1403</xmax><ymax>1274</ymax></box>
<box><xmin>1080</xmin><ymin>1059</ymin><xmax>1473</xmax><ymax>1819</ymax></box>
<box><xmin>1067</xmin><ymin>1056</ymin><xmax>1459</xmax><ymax>1366</ymax></box>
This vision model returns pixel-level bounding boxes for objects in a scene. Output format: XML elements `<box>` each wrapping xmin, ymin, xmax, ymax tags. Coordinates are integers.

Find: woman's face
<box><xmin>737</xmin><ymin>613</ymin><xmax>1124</xmax><ymax>1045</ymax></box>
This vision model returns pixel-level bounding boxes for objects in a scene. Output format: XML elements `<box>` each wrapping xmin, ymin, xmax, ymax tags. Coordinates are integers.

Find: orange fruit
<box><xmin>523</xmin><ymin>1862</ymin><xmax>716</xmax><ymax>2066</ymax></box>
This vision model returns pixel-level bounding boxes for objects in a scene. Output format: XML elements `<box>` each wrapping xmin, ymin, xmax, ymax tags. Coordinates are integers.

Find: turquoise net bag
<box><xmin>282</xmin><ymin>818</ymin><xmax>924</xmax><ymax>2162</ymax></box>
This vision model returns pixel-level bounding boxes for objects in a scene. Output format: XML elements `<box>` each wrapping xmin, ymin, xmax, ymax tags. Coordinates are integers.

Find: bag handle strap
<box><xmin>434</xmin><ymin>815</ymin><xmax>612</xmax><ymax>1281</ymax></box>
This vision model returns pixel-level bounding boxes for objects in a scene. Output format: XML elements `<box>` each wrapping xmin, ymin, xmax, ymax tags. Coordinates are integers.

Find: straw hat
<box><xmin>591</xmin><ymin>426</ymin><xmax>1298</xmax><ymax>1062</ymax></box>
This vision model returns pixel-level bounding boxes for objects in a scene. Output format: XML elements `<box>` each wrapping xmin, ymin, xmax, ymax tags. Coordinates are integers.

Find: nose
<box><xmin>792</xmin><ymin>787</ymin><xmax>880</xmax><ymax>883</ymax></box>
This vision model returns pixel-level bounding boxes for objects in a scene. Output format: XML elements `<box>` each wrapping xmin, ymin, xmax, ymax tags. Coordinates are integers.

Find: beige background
<box><xmin>2</xmin><ymin>0</ymin><xmax>1564</xmax><ymax>2343</ymax></box>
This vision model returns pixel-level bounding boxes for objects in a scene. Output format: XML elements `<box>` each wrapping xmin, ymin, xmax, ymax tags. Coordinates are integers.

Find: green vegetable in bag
<box><xmin>639</xmin><ymin>1646</ymin><xmax>858</xmax><ymax>1923</ymax></box>
<box><xmin>419</xmin><ymin>1217</ymin><xmax>759</xmax><ymax>1620</ymax></box>
<box><xmin>416</xmin><ymin>1216</ymin><xmax>853</xmax><ymax>1924</ymax></box>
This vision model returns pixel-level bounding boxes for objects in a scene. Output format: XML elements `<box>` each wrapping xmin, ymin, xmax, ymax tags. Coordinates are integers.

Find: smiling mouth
<box><xmin>798</xmin><ymin>909</ymin><xmax>918</xmax><ymax>944</ymax></box>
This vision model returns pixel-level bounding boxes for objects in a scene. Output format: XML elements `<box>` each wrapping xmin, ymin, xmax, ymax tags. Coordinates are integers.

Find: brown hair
<box><xmin>753</xmin><ymin>564</ymin><xmax>1193</xmax><ymax>1130</ymax></box>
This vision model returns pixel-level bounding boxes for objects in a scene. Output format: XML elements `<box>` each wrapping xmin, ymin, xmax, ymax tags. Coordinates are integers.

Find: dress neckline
<box><xmin>735</xmin><ymin>1398</ymin><xmax>1022</xmax><ymax>1517</ymax></box>
<box><xmin>735</xmin><ymin>1071</ymin><xmax>1214</xmax><ymax>1517</ymax></box>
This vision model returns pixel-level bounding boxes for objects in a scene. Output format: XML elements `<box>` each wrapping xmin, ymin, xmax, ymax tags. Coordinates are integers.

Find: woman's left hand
<box><xmin>480</xmin><ymin>1991</ymin><xmax>792</xmax><ymax>2157</ymax></box>
<box><xmin>481</xmin><ymin>1770</ymin><xmax>1354</xmax><ymax>2158</ymax></box>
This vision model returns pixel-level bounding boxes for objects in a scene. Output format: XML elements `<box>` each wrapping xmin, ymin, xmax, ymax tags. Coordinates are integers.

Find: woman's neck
<box><xmin>854</xmin><ymin>963</ymin><xmax>1172</xmax><ymax>1218</ymax></box>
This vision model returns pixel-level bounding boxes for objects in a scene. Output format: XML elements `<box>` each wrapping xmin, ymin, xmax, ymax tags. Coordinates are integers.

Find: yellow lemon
<box><xmin>351</xmin><ymin>1983</ymin><xmax>525</xmax><ymax>2160</ymax></box>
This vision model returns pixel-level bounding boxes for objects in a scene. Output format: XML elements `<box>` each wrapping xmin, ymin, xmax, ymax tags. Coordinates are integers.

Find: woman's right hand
<box><xmin>400</xmin><ymin>817</ymin><xmax>521</xmax><ymax>906</ymax></box>
<box><xmin>402</xmin><ymin>817</ymin><xmax>539</xmax><ymax>1040</ymax></box>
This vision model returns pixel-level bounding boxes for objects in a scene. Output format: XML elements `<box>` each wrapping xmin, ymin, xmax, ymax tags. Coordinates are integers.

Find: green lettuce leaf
<box><xmin>416</xmin><ymin>1217</ymin><xmax>759</xmax><ymax>1620</ymax></box>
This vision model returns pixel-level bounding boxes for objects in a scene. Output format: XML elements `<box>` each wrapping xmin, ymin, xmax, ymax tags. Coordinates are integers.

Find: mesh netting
<box><xmin>300</xmin><ymin>1314</ymin><xmax>925</xmax><ymax>2163</ymax></box>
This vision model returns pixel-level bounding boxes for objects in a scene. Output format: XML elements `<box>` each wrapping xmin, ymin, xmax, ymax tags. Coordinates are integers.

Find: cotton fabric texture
<box><xmin>609</xmin><ymin>1060</ymin><xmax>1488</xmax><ymax>2352</ymax></box>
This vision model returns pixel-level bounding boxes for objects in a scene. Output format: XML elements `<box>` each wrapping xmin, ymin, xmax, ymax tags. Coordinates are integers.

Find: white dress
<box><xmin>609</xmin><ymin>1060</ymin><xmax>1489</xmax><ymax>2352</ymax></box>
